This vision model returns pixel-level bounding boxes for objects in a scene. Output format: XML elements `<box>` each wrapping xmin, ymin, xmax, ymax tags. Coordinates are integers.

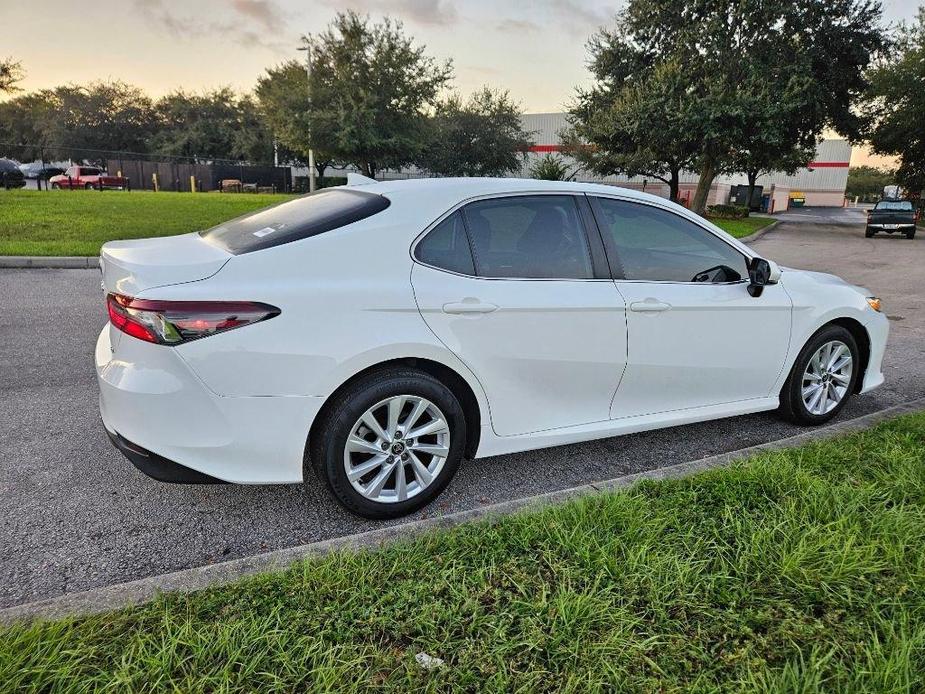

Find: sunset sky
<box><xmin>2</xmin><ymin>0</ymin><xmax>920</xmax><ymax>167</ymax></box>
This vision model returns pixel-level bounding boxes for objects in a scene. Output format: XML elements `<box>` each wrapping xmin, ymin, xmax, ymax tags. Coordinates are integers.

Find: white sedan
<box><xmin>96</xmin><ymin>177</ymin><xmax>888</xmax><ymax>518</ymax></box>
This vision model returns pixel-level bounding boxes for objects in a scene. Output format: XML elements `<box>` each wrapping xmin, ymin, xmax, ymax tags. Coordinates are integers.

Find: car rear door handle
<box><xmin>630</xmin><ymin>299</ymin><xmax>672</xmax><ymax>313</ymax></box>
<box><xmin>442</xmin><ymin>300</ymin><xmax>499</xmax><ymax>315</ymax></box>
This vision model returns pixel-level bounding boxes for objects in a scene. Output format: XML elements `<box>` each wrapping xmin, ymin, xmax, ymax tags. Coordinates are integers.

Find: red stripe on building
<box><xmin>807</xmin><ymin>161</ymin><xmax>850</xmax><ymax>168</ymax></box>
<box><xmin>528</xmin><ymin>145</ymin><xmax>564</xmax><ymax>152</ymax></box>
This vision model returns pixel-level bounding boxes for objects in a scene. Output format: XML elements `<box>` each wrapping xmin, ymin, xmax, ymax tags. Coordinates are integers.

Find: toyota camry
<box><xmin>96</xmin><ymin>177</ymin><xmax>888</xmax><ymax>518</ymax></box>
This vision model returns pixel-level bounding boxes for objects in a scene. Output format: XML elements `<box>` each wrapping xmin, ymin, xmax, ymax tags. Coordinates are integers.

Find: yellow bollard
<box><xmin>190</xmin><ymin>175</ymin><xmax>197</xmax><ymax>194</ymax></box>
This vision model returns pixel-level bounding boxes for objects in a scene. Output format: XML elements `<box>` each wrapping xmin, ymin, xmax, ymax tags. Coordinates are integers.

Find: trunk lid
<box><xmin>100</xmin><ymin>232</ymin><xmax>232</xmax><ymax>296</ymax></box>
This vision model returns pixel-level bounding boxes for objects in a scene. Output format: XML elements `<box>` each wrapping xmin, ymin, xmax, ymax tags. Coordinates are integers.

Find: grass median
<box><xmin>1</xmin><ymin>189</ymin><xmax>773</xmax><ymax>256</ymax></box>
<box><xmin>0</xmin><ymin>190</ymin><xmax>295</xmax><ymax>256</ymax></box>
<box><xmin>3</xmin><ymin>412</ymin><xmax>925</xmax><ymax>692</ymax></box>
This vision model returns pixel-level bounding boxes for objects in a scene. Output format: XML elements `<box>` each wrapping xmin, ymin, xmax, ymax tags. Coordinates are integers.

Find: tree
<box><xmin>256</xmin><ymin>61</ymin><xmax>335</xmax><ymax>178</ymax></box>
<box><xmin>299</xmin><ymin>11</ymin><xmax>452</xmax><ymax>178</ymax></box>
<box><xmin>0</xmin><ymin>91</ymin><xmax>56</xmax><ymax>160</ymax></box>
<box><xmin>150</xmin><ymin>89</ymin><xmax>273</xmax><ymax>162</ymax></box>
<box><xmin>574</xmin><ymin>0</ymin><xmax>885</xmax><ymax>214</ymax></box>
<box><xmin>564</xmin><ymin>58</ymin><xmax>698</xmax><ymax>202</ymax></box>
<box><xmin>845</xmin><ymin>165</ymin><xmax>896</xmax><ymax>201</ymax></box>
<box><xmin>867</xmin><ymin>8</ymin><xmax>925</xmax><ymax>199</ymax></box>
<box><xmin>0</xmin><ymin>58</ymin><xmax>24</xmax><ymax>93</ymax></box>
<box><xmin>417</xmin><ymin>88</ymin><xmax>532</xmax><ymax>177</ymax></box>
<box><xmin>41</xmin><ymin>81</ymin><xmax>157</xmax><ymax>160</ymax></box>
<box><xmin>529</xmin><ymin>154</ymin><xmax>572</xmax><ymax>180</ymax></box>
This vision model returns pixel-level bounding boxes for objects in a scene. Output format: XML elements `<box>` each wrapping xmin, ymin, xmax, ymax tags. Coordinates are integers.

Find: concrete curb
<box><xmin>738</xmin><ymin>218</ymin><xmax>780</xmax><ymax>244</ymax></box>
<box><xmin>0</xmin><ymin>256</ymin><xmax>99</xmax><ymax>269</ymax></box>
<box><xmin>2</xmin><ymin>396</ymin><xmax>924</xmax><ymax>624</ymax></box>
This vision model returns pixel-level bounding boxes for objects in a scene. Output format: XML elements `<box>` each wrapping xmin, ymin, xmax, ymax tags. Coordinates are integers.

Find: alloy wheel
<box><xmin>343</xmin><ymin>395</ymin><xmax>451</xmax><ymax>503</ymax></box>
<box><xmin>801</xmin><ymin>340</ymin><xmax>853</xmax><ymax>416</ymax></box>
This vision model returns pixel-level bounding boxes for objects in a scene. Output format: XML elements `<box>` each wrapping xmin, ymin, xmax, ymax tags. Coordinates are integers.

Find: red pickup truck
<box><xmin>49</xmin><ymin>166</ymin><xmax>127</xmax><ymax>190</ymax></box>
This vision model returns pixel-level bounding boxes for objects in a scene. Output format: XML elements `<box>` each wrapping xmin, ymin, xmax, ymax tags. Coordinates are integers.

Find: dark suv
<box><xmin>0</xmin><ymin>158</ymin><xmax>26</xmax><ymax>189</ymax></box>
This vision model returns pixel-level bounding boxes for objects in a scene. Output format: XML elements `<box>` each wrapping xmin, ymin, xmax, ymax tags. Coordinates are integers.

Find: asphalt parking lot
<box><xmin>1</xmin><ymin>206</ymin><xmax>923</xmax><ymax>609</ymax></box>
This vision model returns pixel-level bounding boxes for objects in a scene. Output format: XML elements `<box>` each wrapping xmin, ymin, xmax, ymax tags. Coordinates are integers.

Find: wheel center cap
<box><xmin>391</xmin><ymin>442</ymin><xmax>405</xmax><ymax>455</ymax></box>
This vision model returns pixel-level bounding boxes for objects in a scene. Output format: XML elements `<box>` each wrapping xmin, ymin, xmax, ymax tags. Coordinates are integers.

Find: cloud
<box><xmin>230</xmin><ymin>0</ymin><xmax>286</xmax><ymax>32</ymax></box>
<box><xmin>495</xmin><ymin>18</ymin><xmax>542</xmax><ymax>33</ymax></box>
<box><xmin>135</xmin><ymin>0</ymin><xmax>292</xmax><ymax>52</ymax></box>
<box><xmin>323</xmin><ymin>0</ymin><xmax>459</xmax><ymax>27</ymax></box>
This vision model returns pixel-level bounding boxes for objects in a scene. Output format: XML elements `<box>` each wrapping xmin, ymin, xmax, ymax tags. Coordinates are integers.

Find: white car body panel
<box><xmin>94</xmin><ymin>178</ymin><xmax>888</xmax><ymax>485</ymax></box>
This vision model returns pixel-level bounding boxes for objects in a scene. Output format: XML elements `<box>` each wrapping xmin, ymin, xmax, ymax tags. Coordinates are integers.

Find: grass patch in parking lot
<box><xmin>710</xmin><ymin>215</ymin><xmax>776</xmax><ymax>238</ymax></box>
<box><xmin>3</xmin><ymin>412</ymin><xmax>925</xmax><ymax>691</ymax></box>
<box><xmin>0</xmin><ymin>190</ymin><xmax>295</xmax><ymax>256</ymax></box>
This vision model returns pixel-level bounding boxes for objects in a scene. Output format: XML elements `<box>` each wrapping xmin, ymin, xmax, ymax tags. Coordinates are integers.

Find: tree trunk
<box><xmin>745</xmin><ymin>171</ymin><xmax>758</xmax><ymax>215</ymax></box>
<box><xmin>668</xmin><ymin>168</ymin><xmax>680</xmax><ymax>203</ymax></box>
<box><xmin>315</xmin><ymin>161</ymin><xmax>328</xmax><ymax>182</ymax></box>
<box><xmin>362</xmin><ymin>161</ymin><xmax>376</xmax><ymax>178</ymax></box>
<box><xmin>691</xmin><ymin>158</ymin><xmax>718</xmax><ymax>215</ymax></box>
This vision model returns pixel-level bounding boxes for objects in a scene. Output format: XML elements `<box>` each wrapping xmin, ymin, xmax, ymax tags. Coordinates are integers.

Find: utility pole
<box><xmin>297</xmin><ymin>35</ymin><xmax>317</xmax><ymax>193</ymax></box>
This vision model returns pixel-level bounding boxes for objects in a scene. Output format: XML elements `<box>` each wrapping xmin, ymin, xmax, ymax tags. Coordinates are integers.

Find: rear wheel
<box><xmin>865</xmin><ymin>227</ymin><xmax>875</xmax><ymax>238</ymax></box>
<box><xmin>85</xmin><ymin>183</ymin><xmax>94</xmax><ymax>190</ymax></box>
<box><xmin>778</xmin><ymin>325</ymin><xmax>859</xmax><ymax>425</ymax></box>
<box><xmin>309</xmin><ymin>368</ymin><xmax>466</xmax><ymax>519</ymax></box>
<box><xmin>907</xmin><ymin>229</ymin><xmax>916</xmax><ymax>240</ymax></box>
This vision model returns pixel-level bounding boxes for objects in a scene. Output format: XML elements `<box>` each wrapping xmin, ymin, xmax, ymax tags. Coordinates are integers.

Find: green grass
<box><xmin>3</xmin><ymin>413</ymin><xmax>925</xmax><ymax>692</ymax></box>
<box><xmin>710</xmin><ymin>215</ymin><xmax>776</xmax><ymax>239</ymax></box>
<box><xmin>0</xmin><ymin>190</ymin><xmax>294</xmax><ymax>256</ymax></box>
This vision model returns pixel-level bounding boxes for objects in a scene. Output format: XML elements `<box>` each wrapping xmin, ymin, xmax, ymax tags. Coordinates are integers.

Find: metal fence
<box><xmin>0</xmin><ymin>143</ymin><xmax>293</xmax><ymax>193</ymax></box>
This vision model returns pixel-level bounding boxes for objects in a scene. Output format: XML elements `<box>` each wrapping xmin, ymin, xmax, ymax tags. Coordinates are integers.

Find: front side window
<box><xmin>462</xmin><ymin>196</ymin><xmax>593</xmax><ymax>279</ymax></box>
<box><xmin>415</xmin><ymin>212</ymin><xmax>475</xmax><ymax>275</ymax></box>
<box><xmin>592</xmin><ymin>198</ymin><xmax>748</xmax><ymax>283</ymax></box>
<box><xmin>201</xmin><ymin>188</ymin><xmax>391</xmax><ymax>254</ymax></box>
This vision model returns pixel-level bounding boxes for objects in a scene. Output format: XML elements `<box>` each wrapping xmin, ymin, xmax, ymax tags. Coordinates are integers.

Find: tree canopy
<box><xmin>569</xmin><ymin>0</ymin><xmax>886</xmax><ymax>213</ymax></box>
<box><xmin>418</xmin><ymin>88</ymin><xmax>532</xmax><ymax>177</ymax></box>
<box><xmin>0</xmin><ymin>58</ymin><xmax>24</xmax><ymax>93</ymax></box>
<box><xmin>867</xmin><ymin>8</ymin><xmax>925</xmax><ymax>198</ymax></box>
<box><xmin>845</xmin><ymin>165</ymin><xmax>896</xmax><ymax>201</ymax></box>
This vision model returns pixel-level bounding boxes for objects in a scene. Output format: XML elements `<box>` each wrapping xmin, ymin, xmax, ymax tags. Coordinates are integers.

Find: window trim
<box><xmin>587</xmin><ymin>194</ymin><xmax>753</xmax><ymax>286</ymax></box>
<box><xmin>410</xmin><ymin>192</ymin><xmax>612</xmax><ymax>282</ymax></box>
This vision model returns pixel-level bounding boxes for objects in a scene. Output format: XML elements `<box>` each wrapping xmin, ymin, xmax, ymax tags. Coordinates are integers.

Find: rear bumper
<box><xmin>95</xmin><ymin>326</ymin><xmax>324</xmax><ymax>484</ymax></box>
<box><xmin>867</xmin><ymin>223</ymin><xmax>915</xmax><ymax>230</ymax></box>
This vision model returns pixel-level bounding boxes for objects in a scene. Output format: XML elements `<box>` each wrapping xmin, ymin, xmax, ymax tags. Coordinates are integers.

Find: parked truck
<box><xmin>866</xmin><ymin>199</ymin><xmax>918</xmax><ymax>239</ymax></box>
<box><xmin>49</xmin><ymin>166</ymin><xmax>127</xmax><ymax>190</ymax></box>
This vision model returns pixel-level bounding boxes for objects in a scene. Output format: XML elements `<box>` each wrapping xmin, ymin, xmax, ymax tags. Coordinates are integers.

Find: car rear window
<box><xmin>875</xmin><ymin>200</ymin><xmax>913</xmax><ymax>211</ymax></box>
<box><xmin>200</xmin><ymin>188</ymin><xmax>391</xmax><ymax>254</ymax></box>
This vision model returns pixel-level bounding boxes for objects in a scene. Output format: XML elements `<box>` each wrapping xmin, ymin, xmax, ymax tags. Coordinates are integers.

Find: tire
<box><xmin>51</xmin><ymin>183</ymin><xmax>60</xmax><ymax>190</ymax></box>
<box><xmin>85</xmin><ymin>183</ymin><xmax>94</xmax><ymax>190</ymax></box>
<box><xmin>778</xmin><ymin>324</ymin><xmax>859</xmax><ymax>426</ymax></box>
<box><xmin>907</xmin><ymin>230</ymin><xmax>916</xmax><ymax>240</ymax></box>
<box><xmin>864</xmin><ymin>227</ymin><xmax>875</xmax><ymax>238</ymax></box>
<box><xmin>308</xmin><ymin>368</ymin><xmax>466</xmax><ymax>519</ymax></box>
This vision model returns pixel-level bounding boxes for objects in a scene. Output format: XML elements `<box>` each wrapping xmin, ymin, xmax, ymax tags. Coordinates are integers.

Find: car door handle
<box><xmin>630</xmin><ymin>300</ymin><xmax>672</xmax><ymax>313</ymax></box>
<box><xmin>442</xmin><ymin>300</ymin><xmax>499</xmax><ymax>315</ymax></box>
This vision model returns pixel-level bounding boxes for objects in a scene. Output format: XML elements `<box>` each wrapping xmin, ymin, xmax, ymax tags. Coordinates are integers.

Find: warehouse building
<box><xmin>520</xmin><ymin>112</ymin><xmax>852</xmax><ymax>211</ymax></box>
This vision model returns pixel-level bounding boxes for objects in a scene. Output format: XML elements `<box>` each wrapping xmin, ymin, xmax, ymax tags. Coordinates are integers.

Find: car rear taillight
<box><xmin>106</xmin><ymin>293</ymin><xmax>280</xmax><ymax>345</ymax></box>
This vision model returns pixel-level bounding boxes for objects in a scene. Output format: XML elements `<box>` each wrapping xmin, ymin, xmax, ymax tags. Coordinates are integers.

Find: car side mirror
<box><xmin>747</xmin><ymin>257</ymin><xmax>780</xmax><ymax>297</ymax></box>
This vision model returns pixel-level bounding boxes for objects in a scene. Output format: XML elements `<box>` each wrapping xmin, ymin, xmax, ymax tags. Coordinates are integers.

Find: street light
<box><xmin>296</xmin><ymin>35</ymin><xmax>317</xmax><ymax>193</ymax></box>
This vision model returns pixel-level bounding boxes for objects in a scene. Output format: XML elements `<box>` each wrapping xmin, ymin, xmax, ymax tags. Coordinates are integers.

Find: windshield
<box><xmin>200</xmin><ymin>188</ymin><xmax>391</xmax><ymax>254</ymax></box>
<box><xmin>875</xmin><ymin>200</ymin><xmax>913</xmax><ymax>211</ymax></box>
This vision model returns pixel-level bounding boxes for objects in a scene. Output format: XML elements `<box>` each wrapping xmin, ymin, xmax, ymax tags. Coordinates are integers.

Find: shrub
<box><xmin>706</xmin><ymin>203</ymin><xmax>749</xmax><ymax>219</ymax></box>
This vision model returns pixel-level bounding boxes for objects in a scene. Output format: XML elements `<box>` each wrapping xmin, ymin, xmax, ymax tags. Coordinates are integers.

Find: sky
<box><xmin>2</xmin><ymin>0</ymin><xmax>921</xmax><ymax>167</ymax></box>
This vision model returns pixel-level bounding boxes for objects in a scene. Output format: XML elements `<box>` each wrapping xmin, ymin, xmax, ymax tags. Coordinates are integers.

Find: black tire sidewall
<box><xmin>310</xmin><ymin>369</ymin><xmax>466</xmax><ymax>519</ymax></box>
<box><xmin>782</xmin><ymin>325</ymin><xmax>859</xmax><ymax>425</ymax></box>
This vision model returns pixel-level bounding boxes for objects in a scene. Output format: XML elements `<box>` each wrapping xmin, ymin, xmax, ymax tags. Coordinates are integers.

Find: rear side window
<box><xmin>462</xmin><ymin>196</ymin><xmax>593</xmax><ymax>279</ymax></box>
<box><xmin>79</xmin><ymin>167</ymin><xmax>101</xmax><ymax>176</ymax></box>
<box><xmin>415</xmin><ymin>212</ymin><xmax>475</xmax><ymax>275</ymax></box>
<box><xmin>201</xmin><ymin>188</ymin><xmax>391</xmax><ymax>254</ymax></box>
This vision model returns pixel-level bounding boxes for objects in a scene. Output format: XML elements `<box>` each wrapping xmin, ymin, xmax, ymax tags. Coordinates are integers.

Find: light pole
<box><xmin>296</xmin><ymin>36</ymin><xmax>317</xmax><ymax>193</ymax></box>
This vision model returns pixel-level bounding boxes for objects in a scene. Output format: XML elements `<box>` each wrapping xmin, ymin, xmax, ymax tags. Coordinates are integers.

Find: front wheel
<box><xmin>778</xmin><ymin>325</ymin><xmax>859</xmax><ymax>425</ymax></box>
<box><xmin>907</xmin><ymin>230</ymin><xmax>916</xmax><ymax>240</ymax></box>
<box><xmin>309</xmin><ymin>368</ymin><xmax>466</xmax><ymax>519</ymax></box>
<box><xmin>51</xmin><ymin>182</ymin><xmax>61</xmax><ymax>189</ymax></box>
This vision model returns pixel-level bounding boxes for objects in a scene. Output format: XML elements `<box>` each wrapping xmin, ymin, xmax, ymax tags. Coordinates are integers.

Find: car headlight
<box><xmin>866</xmin><ymin>297</ymin><xmax>883</xmax><ymax>312</ymax></box>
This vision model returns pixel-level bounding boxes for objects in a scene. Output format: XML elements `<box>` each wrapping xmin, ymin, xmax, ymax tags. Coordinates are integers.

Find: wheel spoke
<box><xmin>407</xmin><ymin>417</ymin><xmax>449</xmax><ymax>439</ymax></box>
<box><xmin>360</xmin><ymin>411</ymin><xmax>389</xmax><ymax>443</ymax></box>
<box><xmin>410</xmin><ymin>443</ymin><xmax>449</xmax><ymax>458</ymax></box>
<box><xmin>387</xmin><ymin>396</ymin><xmax>405</xmax><ymax>437</ymax></box>
<box><xmin>807</xmin><ymin>383</ymin><xmax>825</xmax><ymax>413</ymax></box>
<box><xmin>346</xmin><ymin>436</ymin><xmax>383</xmax><ymax>456</ymax></box>
<box><xmin>347</xmin><ymin>454</ymin><xmax>387</xmax><ymax>481</ymax></box>
<box><xmin>826</xmin><ymin>344</ymin><xmax>847</xmax><ymax>371</ymax></box>
<box><xmin>830</xmin><ymin>355</ymin><xmax>852</xmax><ymax>374</ymax></box>
<box><xmin>394</xmin><ymin>460</ymin><xmax>408</xmax><ymax>501</ymax></box>
<box><xmin>831</xmin><ymin>371</ymin><xmax>850</xmax><ymax>385</ymax></box>
<box><xmin>802</xmin><ymin>383</ymin><xmax>822</xmax><ymax>400</ymax></box>
<box><xmin>403</xmin><ymin>398</ymin><xmax>430</xmax><ymax>433</ymax></box>
<box><xmin>364</xmin><ymin>460</ymin><xmax>396</xmax><ymax>498</ymax></box>
<box><xmin>408</xmin><ymin>451</ymin><xmax>432</xmax><ymax>486</ymax></box>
